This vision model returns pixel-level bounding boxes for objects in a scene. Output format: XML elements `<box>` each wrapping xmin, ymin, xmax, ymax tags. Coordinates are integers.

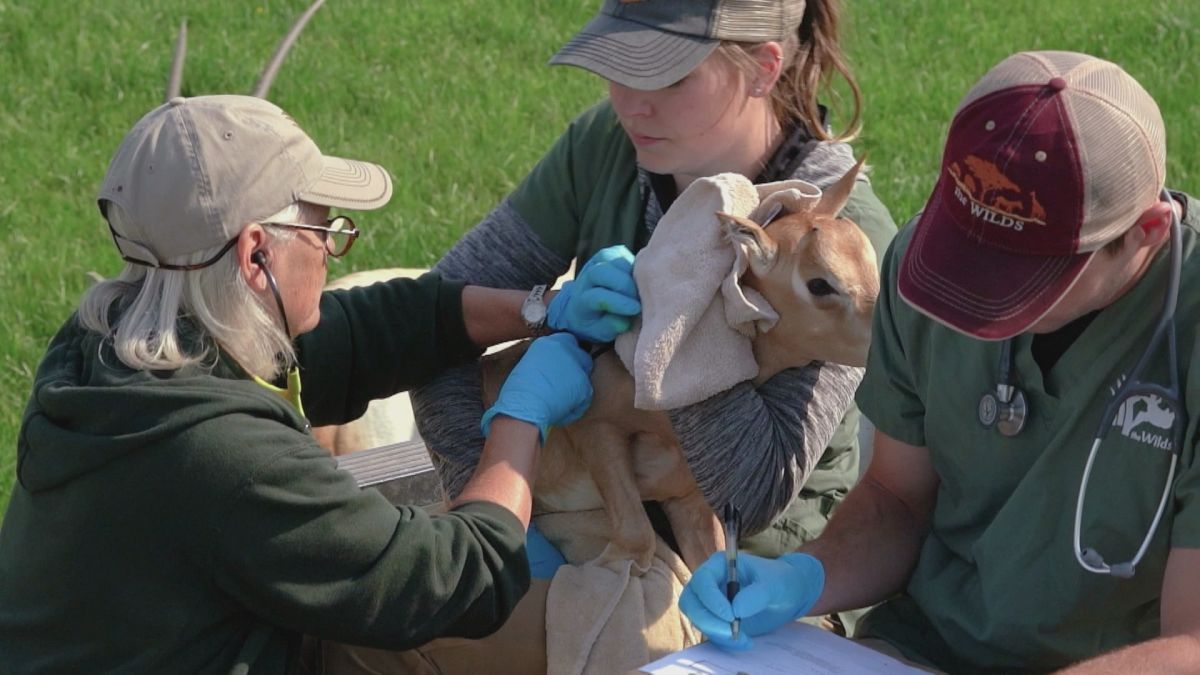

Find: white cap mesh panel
<box><xmin>954</xmin><ymin>51</ymin><xmax>1165</xmax><ymax>253</ymax></box>
<box><xmin>712</xmin><ymin>0</ymin><xmax>805</xmax><ymax>41</ymax></box>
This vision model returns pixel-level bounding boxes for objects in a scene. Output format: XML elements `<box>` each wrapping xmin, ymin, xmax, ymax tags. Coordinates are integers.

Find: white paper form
<box><xmin>639</xmin><ymin>622</ymin><xmax>929</xmax><ymax>674</ymax></box>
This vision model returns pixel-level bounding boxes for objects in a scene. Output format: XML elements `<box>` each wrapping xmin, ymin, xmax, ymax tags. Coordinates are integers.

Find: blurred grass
<box><xmin>1</xmin><ymin>0</ymin><xmax>1196</xmax><ymax>510</ymax></box>
<box><xmin>846</xmin><ymin>0</ymin><xmax>1198</xmax><ymax>220</ymax></box>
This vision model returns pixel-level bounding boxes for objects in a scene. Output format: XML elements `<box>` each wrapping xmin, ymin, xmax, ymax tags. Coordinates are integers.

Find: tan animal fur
<box><xmin>481</xmin><ymin>159</ymin><xmax>879</xmax><ymax>572</ymax></box>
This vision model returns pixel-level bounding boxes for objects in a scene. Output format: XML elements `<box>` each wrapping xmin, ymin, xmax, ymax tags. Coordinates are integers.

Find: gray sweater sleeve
<box><xmin>668</xmin><ymin>363</ymin><xmax>863</xmax><ymax>534</ymax></box>
<box><xmin>410</xmin><ymin>200</ymin><xmax>571</xmax><ymax>498</ymax></box>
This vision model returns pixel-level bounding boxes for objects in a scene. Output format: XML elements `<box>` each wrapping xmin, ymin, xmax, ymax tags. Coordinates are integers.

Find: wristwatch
<box><xmin>521</xmin><ymin>284</ymin><xmax>549</xmax><ymax>336</ymax></box>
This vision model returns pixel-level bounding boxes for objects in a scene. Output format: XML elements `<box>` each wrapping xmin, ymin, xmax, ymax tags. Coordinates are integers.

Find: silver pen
<box><xmin>723</xmin><ymin>503</ymin><xmax>740</xmax><ymax>642</ymax></box>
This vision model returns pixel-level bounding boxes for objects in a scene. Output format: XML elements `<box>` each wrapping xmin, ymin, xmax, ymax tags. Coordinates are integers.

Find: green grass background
<box><xmin>1</xmin><ymin>0</ymin><xmax>1196</xmax><ymax>510</ymax></box>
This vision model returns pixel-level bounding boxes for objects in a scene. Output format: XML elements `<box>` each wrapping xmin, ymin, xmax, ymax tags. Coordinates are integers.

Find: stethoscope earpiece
<box><xmin>252</xmin><ymin>250</ymin><xmax>267</xmax><ymax>267</ymax></box>
<box><xmin>1079</xmin><ymin>547</ymin><xmax>1105</xmax><ymax>568</ymax></box>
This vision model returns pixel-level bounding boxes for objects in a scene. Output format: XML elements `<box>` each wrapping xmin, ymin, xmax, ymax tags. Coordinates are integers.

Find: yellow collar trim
<box><xmin>251</xmin><ymin>366</ymin><xmax>306</xmax><ymax>419</ymax></box>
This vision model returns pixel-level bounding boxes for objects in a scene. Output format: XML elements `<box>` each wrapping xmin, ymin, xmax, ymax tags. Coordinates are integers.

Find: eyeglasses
<box><xmin>109</xmin><ymin>215</ymin><xmax>360</xmax><ymax>271</ymax></box>
<box><xmin>262</xmin><ymin>215</ymin><xmax>359</xmax><ymax>258</ymax></box>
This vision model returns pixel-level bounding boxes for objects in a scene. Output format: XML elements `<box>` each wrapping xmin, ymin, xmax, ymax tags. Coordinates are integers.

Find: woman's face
<box><xmin>607</xmin><ymin>50</ymin><xmax>770</xmax><ymax>185</ymax></box>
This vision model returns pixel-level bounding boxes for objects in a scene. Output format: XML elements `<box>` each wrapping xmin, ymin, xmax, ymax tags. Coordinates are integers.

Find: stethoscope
<box><xmin>978</xmin><ymin>189</ymin><xmax>1183</xmax><ymax>578</ymax></box>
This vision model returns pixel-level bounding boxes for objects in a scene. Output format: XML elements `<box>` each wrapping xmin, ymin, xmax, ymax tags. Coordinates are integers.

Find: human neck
<box><xmin>1114</xmin><ymin>234</ymin><xmax>1171</xmax><ymax>304</ymax></box>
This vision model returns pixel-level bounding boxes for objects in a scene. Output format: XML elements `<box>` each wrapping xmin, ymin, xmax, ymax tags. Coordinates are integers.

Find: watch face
<box><xmin>523</xmin><ymin>302</ymin><xmax>547</xmax><ymax>324</ymax></box>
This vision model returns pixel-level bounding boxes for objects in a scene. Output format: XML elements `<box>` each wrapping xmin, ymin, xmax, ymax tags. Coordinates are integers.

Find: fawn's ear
<box><xmin>719</xmin><ymin>211</ymin><xmax>776</xmax><ymax>278</ymax></box>
<box><xmin>814</xmin><ymin>155</ymin><xmax>866</xmax><ymax>218</ymax></box>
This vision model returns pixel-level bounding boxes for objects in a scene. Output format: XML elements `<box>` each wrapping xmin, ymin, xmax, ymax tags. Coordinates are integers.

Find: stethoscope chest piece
<box><xmin>979</xmin><ymin>337</ymin><xmax>1028</xmax><ymax>437</ymax></box>
<box><xmin>979</xmin><ymin>385</ymin><xmax>1028</xmax><ymax>436</ymax></box>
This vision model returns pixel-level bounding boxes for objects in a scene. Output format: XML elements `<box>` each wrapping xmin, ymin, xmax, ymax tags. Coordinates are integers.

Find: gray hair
<box><xmin>78</xmin><ymin>203</ymin><xmax>308</xmax><ymax>380</ymax></box>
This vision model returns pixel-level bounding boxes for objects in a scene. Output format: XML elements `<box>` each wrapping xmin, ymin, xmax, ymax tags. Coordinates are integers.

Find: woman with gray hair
<box><xmin>0</xmin><ymin>94</ymin><xmax>638</xmax><ymax>674</ymax></box>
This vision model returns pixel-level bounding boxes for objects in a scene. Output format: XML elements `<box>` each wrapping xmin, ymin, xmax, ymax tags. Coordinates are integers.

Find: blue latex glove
<box><xmin>547</xmin><ymin>245</ymin><xmax>641</xmax><ymax>343</ymax></box>
<box><xmin>480</xmin><ymin>333</ymin><xmax>593</xmax><ymax>444</ymax></box>
<box><xmin>679</xmin><ymin>551</ymin><xmax>825</xmax><ymax>651</ymax></box>
<box><xmin>525</xmin><ymin>521</ymin><xmax>566</xmax><ymax>579</ymax></box>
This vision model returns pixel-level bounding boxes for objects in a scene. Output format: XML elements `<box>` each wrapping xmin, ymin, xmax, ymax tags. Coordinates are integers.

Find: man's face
<box><xmin>1027</xmin><ymin>235</ymin><xmax>1149</xmax><ymax>334</ymax></box>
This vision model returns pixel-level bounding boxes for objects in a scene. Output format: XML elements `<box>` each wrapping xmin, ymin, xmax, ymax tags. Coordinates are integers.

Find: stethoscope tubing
<box><xmin>1073</xmin><ymin>438</ymin><xmax>1179</xmax><ymax>577</ymax></box>
<box><xmin>983</xmin><ymin>190</ymin><xmax>1184</xmax><ymax>578</ymax></box>
<box><xmin>1071</xmin><ymin>189</ymin><xmax>1184</xmax><ymax>578</ymax></box>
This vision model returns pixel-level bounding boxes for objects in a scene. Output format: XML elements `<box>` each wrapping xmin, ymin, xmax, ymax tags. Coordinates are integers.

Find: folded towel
<box><xmin>615</xmin><ymin>173</ymin><xmax>824</xmax><ymax>410</ymax></box>
<box><xmin>537</xmin><ymin>510</ymin><xmax>699</xmax><ymax>675</ymax></box>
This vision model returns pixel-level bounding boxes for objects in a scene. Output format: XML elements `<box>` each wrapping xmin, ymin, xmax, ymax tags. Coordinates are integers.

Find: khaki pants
<box><xmin>316</xmin><ymin>580</ymin><xmax>551</xmax><ymax>675</ymax></box>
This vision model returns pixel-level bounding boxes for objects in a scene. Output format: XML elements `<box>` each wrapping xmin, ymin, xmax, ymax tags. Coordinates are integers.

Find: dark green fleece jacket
<box><xmin>0</xmin><ymin>273</ymin><xmax>530</xmax><ymax>674</ymax></box>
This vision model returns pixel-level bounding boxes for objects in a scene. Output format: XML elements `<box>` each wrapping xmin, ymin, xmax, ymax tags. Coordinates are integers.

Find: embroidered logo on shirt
<box><xmin>947</xmin><ymin>156</ymin><xmax>1047</xmax><ymax>232</ymax></box>
<box><xmin>1110</xmin><ymin>377</ymin><xmax>1175</xmax><ymax>451</ymax></box>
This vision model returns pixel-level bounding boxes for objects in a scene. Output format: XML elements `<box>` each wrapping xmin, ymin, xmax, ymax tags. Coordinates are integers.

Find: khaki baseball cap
<box><xmin>550</xmin><ymin>0</ymin><xmax>807</xmax><ymax>91</ymax></box>
<box><xmin>898</xmin><ymin>51</ymin><xmax>1166</xmax><ymax>340</ymax></box>
<box><xmin>98</xmin><ymin>95</ymin><xmax>393</xmax><ymax>267</ymax></box>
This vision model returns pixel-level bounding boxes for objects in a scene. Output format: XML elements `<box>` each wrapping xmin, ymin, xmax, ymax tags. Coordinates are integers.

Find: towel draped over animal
<box><xmin>615</xmin><ymin>172</ymin><xmax>829</xmax><ymax>410</ymax></box>
<box><xmin>537</xmin><ymin>510</ymin><xmax>700</xmax><ymax>675</ymax></box>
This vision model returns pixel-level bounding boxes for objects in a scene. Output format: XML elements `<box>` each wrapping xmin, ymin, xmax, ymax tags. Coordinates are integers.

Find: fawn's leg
<box><xmin>628</xmin><ymin>433</ymin><xmax>724</xmax><ymax>572</ymax></box>
<box><xmin>662</xmin><ymin>491</ymin><xmax>725</xmax><ymax>572</ymax></box>
<box><xmin>572</xmin><ymin>422</ymin><xmax>658</xmax><ymax>572</ymax></box>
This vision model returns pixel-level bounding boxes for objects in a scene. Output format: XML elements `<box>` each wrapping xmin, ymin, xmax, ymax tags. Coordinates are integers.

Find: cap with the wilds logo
<box><xmin>98</xmin><ymin>95</ymin><xmax>393</xmax><ymax>268</ymax></box>
<box><xmin>898</xmin><ymin>51</ymin><xmax>1166</xmax><ymax>340</ymax></box>
<box><xmin>550</xmin><ymin>0</ymin><xmax>807</xmax><ymax>91</ymax></box>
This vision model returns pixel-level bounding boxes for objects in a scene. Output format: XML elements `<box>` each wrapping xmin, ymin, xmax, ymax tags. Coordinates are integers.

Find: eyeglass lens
<box><xmin>326</xmin><ymin>216</ymin><xmax>356</xmax><ymax>257</ymax></box>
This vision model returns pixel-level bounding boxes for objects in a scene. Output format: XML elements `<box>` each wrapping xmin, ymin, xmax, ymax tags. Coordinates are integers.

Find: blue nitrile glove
<box><xmin>679</xmin><ymin>551</ymin><xmax>825</xmax><ymax>651</ymax></box>
<box><xmin>480</xmin><ymin>333</ymin><xmax>594</xmax><ymax>444</ymax></box>
<box><xmin>547</xmin><ymin>244</ymin><xmax>641</xmax><ymax>343</ymax></box>
<box><xmin>525</xmin><ymin>521</ymin><xmax>566</xmax><ymax>579</ymax></box>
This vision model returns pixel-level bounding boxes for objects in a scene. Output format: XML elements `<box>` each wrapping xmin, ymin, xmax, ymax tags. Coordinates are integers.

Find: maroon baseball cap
<box><xmin>898</xmin><ymin>51</ymin><xmax>1166</xmax><ymax>340</ymax></box>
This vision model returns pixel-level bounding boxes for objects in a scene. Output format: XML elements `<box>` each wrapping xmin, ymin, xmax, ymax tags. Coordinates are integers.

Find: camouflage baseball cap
<box><xmin>550</xmin><ymin>0</ymin><xmax>807</xmax><ymax>90</ymax></box>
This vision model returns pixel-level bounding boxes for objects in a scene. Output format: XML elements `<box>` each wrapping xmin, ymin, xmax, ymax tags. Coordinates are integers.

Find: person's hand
<box><xmin>525</xmin><ymin>521</ymin><xmax>566</xmax><ymax>579</ymax></box>
<box><xmin>679</xmin><ymin>551</ymin><xmax>825</xmax><ymax>651</ymax></box>
<box><xmin>480</xmin><ymin>333</ymin><xmax>594</xmax><ymax>443</ymax></box>
<box><xmin>548</xmin><ymin>245</ymin><xmax>641</xmax><ymax>343</ymax></box>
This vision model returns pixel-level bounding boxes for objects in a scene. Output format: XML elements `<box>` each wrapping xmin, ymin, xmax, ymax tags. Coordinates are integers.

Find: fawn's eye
<box><xmin>807</xmin><ymin>278</ymin><xmax>837</xmax><ymax>297</ymax></box>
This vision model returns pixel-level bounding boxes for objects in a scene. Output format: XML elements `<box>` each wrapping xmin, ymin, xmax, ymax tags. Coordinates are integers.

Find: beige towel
<box><xmin>536</xmin><ymin>511</ymin><xmax>699</xmax><ymax>675</ymax></box>
<box><xmin>615</xmin><ymin>173</ymin><xmax>824</xmax><ymax>410</ymax></box>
